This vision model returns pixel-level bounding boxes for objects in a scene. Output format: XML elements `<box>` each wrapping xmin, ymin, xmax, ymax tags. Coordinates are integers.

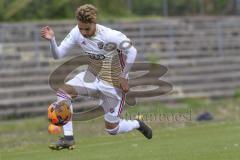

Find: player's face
<box><xmin>78</xmin><ymin>21</ymin><xmax>96</xmax><ymax>38</ymax></box>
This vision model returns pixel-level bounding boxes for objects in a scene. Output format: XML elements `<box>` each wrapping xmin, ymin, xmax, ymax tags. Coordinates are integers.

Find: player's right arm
<box><xmin>41</xmin><ymin>26</ymin><xmax>76</xmax><ymax>59</ymax></box>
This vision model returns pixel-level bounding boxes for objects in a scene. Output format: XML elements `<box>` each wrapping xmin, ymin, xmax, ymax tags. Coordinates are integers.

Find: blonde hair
<box><xmin>75</xmin><ymin>4</ymin><xmax>97</xmax><ymax>23</ymax></box>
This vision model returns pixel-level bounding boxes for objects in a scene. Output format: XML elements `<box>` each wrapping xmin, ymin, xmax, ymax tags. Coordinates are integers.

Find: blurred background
<box><xmin>1</xmin><ymin>1</ymin><xmax>240</xmax><ymax>159</ymax></box>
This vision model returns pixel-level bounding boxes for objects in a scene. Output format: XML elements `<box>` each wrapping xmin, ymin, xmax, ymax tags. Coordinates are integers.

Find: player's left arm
<box><xmin>112</xmin><ymin>31</ymin><xmax>137</xmax><ymax>92</ymax></box>
<box><xmin>119</xmin><ymin>45</ymin><xmax>137</xmax><ymax>92</ymax></box>
<box><xmin>108</xmin><ymin>30</ymin><xmax>137</xmax><ymax>92</ymax></box>
<box><xmin>119</xmin><ymin>46</ymin><xmax>137</xmax><ymax>78</ymax></box>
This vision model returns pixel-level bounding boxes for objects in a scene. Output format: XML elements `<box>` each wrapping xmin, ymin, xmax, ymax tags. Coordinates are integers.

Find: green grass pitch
<box><xmin>1</xmin><ymin>99</ymin><xmax>240</xmax><ymax>160</ymax></box>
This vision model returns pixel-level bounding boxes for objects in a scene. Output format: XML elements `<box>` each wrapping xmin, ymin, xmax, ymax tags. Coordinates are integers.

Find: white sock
<box><xmin>117</xmin><ymin>119</ymin><xmax>140</xmax><ymax>134</ymax></box>
<box><xmin>63</xmin><ymin>120</ymin><xmax>73</xmax><ymax>136</ymax></box>
<box><xmin>63</xmin><ymin>103</ymin><xmax>74</xmax><ymax>136</ymax></box>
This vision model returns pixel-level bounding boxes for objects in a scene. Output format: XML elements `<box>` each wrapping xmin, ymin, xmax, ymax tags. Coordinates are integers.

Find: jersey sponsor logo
<box><xmin>85</xmin><ymin>52</ymin><xmax>105</xmax><ymax>60</ymax></box>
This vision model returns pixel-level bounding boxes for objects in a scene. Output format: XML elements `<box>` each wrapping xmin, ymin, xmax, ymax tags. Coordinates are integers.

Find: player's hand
<box><xmin>41</xmin><ymin>26</ymin><xmax>54</xmax><ymax>41</ymax></box>
<box><xmin>119</xmin><ymin>77</ymin><xmax>129</xmax><ymax>93</ymax></box>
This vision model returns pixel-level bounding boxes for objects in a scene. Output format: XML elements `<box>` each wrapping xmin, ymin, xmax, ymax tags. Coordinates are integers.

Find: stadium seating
<box><xmin>1</xmin><ymin>17</ymin><xmax>240</xmax><ymax>119</ymax></box>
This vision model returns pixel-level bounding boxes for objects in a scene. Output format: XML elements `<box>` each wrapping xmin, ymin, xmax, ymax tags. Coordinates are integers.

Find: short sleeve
<box><xmin>108</xmin><ymin>30</ymin><xmax>132</xmax><ymax>51</ymax></box>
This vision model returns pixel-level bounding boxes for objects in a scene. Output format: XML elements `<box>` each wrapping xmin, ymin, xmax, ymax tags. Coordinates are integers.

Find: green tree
<box><xmin>0</xmin><ymin>0</ymin><xmax>236</xmax><ymax>22</ymax></box>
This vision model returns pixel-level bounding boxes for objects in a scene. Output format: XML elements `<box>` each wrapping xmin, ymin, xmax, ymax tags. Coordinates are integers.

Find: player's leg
<box><xmin>102</xmin><ymin>93</ymin><xmax>152</xmax><ymax>139</ymax></box>
<box><xmin>59</xmin><ymin>85</ymin><xmax>97</xmax><ymax>137</ymax></box>
<box><xmin>49</xmin><ymin>71</ymin><xmax>99</xmax><ymax>150</ymax></box>
<box><xmin>48</xmin><ymin>84</ymin><xmax>76</xmax><ymax>150</ymax></box>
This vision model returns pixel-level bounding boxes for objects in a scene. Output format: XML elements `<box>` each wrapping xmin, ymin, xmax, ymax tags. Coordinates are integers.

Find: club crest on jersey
<box><xmin>104</xmin><ymin>42</ymin><xmax>117</xmax><ymax>51</ymax></box>
<box><xmin>97</xmin><ymin>42</ymin><xmax>104</xmax><ymax>49</ymax></box>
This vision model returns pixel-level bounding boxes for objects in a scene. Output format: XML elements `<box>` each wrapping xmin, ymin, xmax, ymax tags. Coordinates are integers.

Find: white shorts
<box><xmin>66</xmin><ymin>71</ymin><xmax>125</xmax><ymax>123</ymax></box>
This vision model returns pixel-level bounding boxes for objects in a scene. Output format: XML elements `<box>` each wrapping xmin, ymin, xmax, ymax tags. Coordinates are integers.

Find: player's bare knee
<box><xmin>59</xmin><ymin>85</ymin><xmax>78</xmax><ymax>98</ymax></box>
<box><xmin>105</xmin><ymin>121</ymin><xmax>119</xmax><ymax>135</ymax></box>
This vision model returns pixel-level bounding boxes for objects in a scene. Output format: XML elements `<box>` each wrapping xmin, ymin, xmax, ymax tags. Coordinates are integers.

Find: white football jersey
<box><xmin>60</xmin><ymin>24</ymin><xmax>131</xmax><ymax>87</ymax></box>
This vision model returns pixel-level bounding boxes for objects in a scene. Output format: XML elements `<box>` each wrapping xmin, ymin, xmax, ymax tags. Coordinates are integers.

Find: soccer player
<box><xmin>41</xmin><ymin>4</ymin><xmax>152</xmax><ymax>150</ymax></box>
